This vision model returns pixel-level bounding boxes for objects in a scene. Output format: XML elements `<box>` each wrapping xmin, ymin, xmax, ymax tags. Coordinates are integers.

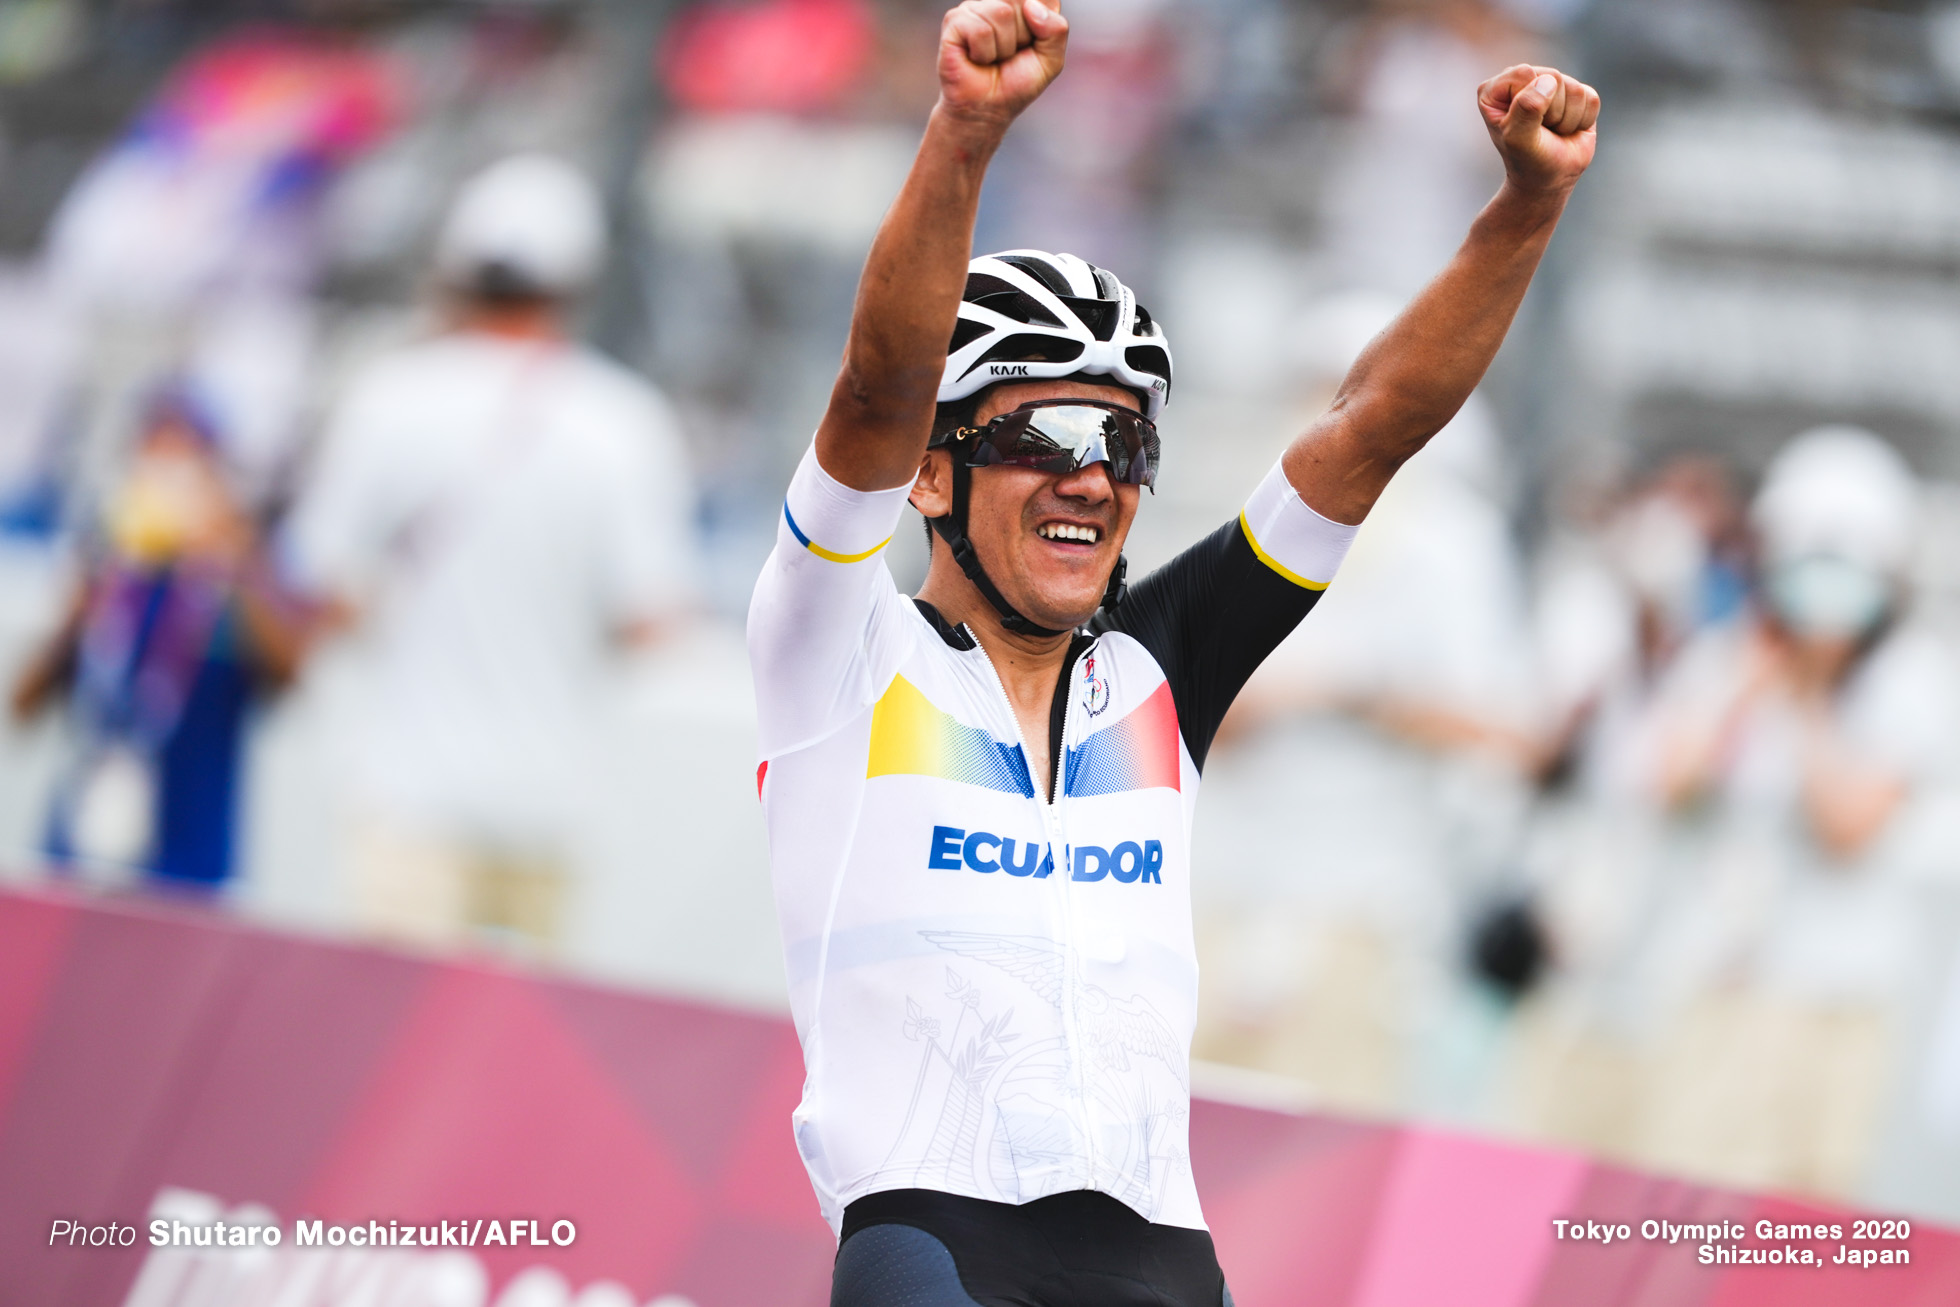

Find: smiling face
<box><xmin>913</xmin><ymin>379</ymin><xmax>1145</xmax><ymax>634</ymax></box>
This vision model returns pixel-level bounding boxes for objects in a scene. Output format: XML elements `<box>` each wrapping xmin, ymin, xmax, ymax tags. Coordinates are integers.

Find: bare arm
<box><xmin>10</xmin><ymin>581</ymin><xmax>88</xmax><ymax>721</ymax></box>
<box><xmin>231</xmin><ymin>558</ymin><xmax>313</xmax><ymax>689</ymax></box>
<box><xmin>1802</xmin><ymin>728</ymin><xmax>1907</xmax><ymax>862</ymax></box>
<box><xmin>814</xmin><ymin>0</ymin><xmax>1069</xmax><ymax>492</ymax></box>
<box><xmin>1284</xmin><ymin>65</ymin><xmax>1601</xmax><ymax>525</ymax></box>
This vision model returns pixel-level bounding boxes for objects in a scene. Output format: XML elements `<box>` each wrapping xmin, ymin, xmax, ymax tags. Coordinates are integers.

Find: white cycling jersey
<box><xmin>748</xmin><ymin>444</ymin><xmax>1357</xmax><ymax>1235</ymax></box>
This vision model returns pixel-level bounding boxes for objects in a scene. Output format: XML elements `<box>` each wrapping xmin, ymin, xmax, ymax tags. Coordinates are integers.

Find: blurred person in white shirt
<box><xmin>1536</xmin><ymin>453</ymin><xmax>1750</xmax><ymax>803</ymax></box>
<box><xmin>1316</xmin><ymin>1</ymin><xmax>1539</xmax><ymax>298</ymax></box>
<box><xmin>1629</xmin><ymin>427</ymin><xmax>1960</xmax><ymax>1198</ymax></box>
<box><xmin>1192</xmin><ymin>294</ymin><xmax>1540</xmax><ymax>1115</ymax></box>
<box><xmin>285</xmin><ymin>155</ymin><xmax>697</xmax><ymax>956</ymax></box>
<box><xmin>1505</xmin><ymin>452</ymin><xmax>1751</xmax><ymax>1155</ymax></box>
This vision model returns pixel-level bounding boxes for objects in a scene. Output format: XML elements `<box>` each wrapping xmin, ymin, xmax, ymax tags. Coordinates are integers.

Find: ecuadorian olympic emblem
<box><xmin>1080</xmin><ymin>654</ymin><xmax>1110</xmax><ymax>717</ymax></box>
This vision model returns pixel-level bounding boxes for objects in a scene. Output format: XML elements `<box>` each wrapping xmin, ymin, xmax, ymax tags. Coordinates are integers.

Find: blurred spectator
<box><xmin>285</xmin><ymin>155</ymin><xmax>697</xmax><ymax>957</ymax></box>
<box><xmin>1535</xmin><ymin>453</ymin><xmax>1750</xmax><ymax>779</ymax></box>
<box><xmin>10</xmin><ymin>388</ymin><xmax>302</xmax><ymax>891</ymax></box>
<box><xmin>1193</xmin><ymin>295</ymin><xmax>1538</xmax><ymax>1116</ymax></box>
<box><xmin>1315</xmin><ymin>0</ymin><xmax>1536</xmax><ymax>297</ymax></box>
<box><xmin>1505</xmin><ymin>451</ymin><xmax>1752</xmax><ymax>1157</ymax></box>
<box><xmin>1627</xmin><ymin>428</ymin><xmax>1960</xmax><ymax>1197</ymax></box>
<box><xmin>1240</xmin><ymin>395</ymin><xmax>1538</xmax><ymax>767</ymax></box>
<box><xmin>42</xmin><ymin>29</ymin><xmax>399</xmax><ymax>312</ymax></box>
<box><xmin>638</xmin><ymin>0</ymin><xmax>918</xmax><ymax>598</ymax></box>
<box><xmin>19</xmin><ymin>28</ymin><xmax>401</xmax><ymax>551</ymax></box>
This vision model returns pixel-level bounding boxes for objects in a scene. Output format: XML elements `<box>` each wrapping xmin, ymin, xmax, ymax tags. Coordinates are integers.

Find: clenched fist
<box><xmin>939</xmin><ymin>0</ymin><xmax>1069</xmax><ymax>124</ymax></box>
<box><xmin>1479</xmin><ymin>65</ymin><xmax>1600</xmax><ymax>194</ymax></box>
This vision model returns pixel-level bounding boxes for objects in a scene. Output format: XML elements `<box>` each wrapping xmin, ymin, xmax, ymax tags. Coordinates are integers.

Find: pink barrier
<box><xmin>2</xmin><ymin>885</ymin><xmax>1956</xmax><ymax>1306</ymax></box>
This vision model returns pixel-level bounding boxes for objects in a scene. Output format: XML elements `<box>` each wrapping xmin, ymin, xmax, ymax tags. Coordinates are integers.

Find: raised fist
<box><xmin>1479</xmin><ymin>65</ymin><xmax>1600</xmax><ymax>194</ymax></box>
<box><xmin>939</xmin><ymin>0</ymin><xmax>1068</xmax><ymax>123</ymax></box>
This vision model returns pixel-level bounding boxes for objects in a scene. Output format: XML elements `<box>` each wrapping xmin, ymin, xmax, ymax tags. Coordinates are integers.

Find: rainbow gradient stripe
<box><xmin>866</xmin><ymin>675</ymin><xmax>1036</xmax><ymax>797</ymax></box>
<box><xmin>1064</xmin><ymin>681</ymin><xmax>1182</xmax><ymax>797</ymax></box>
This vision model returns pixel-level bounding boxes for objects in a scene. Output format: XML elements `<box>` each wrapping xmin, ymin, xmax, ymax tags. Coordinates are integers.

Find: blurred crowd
<box><xmin>5</xmin><ymin>0</ymin><xmax>1960</xmax><ymax>1221</ymax></box>
<box><xmin>1198</xmin><ymin>422</ymin><xmax>1960</xmax><ymax>1207</ymax></box>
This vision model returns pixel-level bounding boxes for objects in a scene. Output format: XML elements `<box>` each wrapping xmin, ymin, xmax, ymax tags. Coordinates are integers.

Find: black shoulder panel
<box><xmin>1090</xmin><ymin>517</ymin><xmax>1323</xmax><ymax>772</ymax></box>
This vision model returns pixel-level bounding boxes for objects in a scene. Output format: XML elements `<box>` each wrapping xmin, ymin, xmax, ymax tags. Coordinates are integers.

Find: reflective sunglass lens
<box><xmin>965</xmin><ymin>403</ymin><xmax>1159</xmax><ymax>487</ymax></box>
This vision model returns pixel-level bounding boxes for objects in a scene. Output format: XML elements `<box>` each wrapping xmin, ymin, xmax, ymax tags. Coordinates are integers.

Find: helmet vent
<box><xmin>948</xmin><ymin>317</ymin><xmax>992</xmax><ymax>353</ymax></box>
<box><xmin>1057</xmin><ymin>295</ymin><xmax>1118</xmax><ymax>341</ymax></box>
<box><xmin>964</xmin><ymin>272</ymin><xmax>1019</xmax><ymax>299</ymax></box>
<box><xmin>1124</xmin><ymin>345</ymin><xmax>1171</xmax><ymax>389</ymax></box>
<box><xmin>996</xmin><ymin>253</ymin><xmax>1075</xmax><ymax>297</ymax></box>
<box><xmin>973</xmin><ymin>290</ymin><xmax>1063</xmax><ymax>327</ymax></box>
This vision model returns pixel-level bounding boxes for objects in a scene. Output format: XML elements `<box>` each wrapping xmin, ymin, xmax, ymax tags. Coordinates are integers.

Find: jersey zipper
<box><xmin>1052</xmin><ymin>640</ymin><xmax>1092</xmax><ymax>1183</ymax></box>
<box><xmin>963</xmin><ymin>625</ymin><xmax>1097</xmax><ymax>1187</ymax></box>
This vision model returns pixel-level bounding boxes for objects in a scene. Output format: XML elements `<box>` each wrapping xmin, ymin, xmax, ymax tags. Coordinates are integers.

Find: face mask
<box><xmin>105</xmin><ymin>454</ymin><xmax>218</xmax><ymax>566</ymax></box>
<box><xmin>1766</xmin><ymin>554</ymin><xmax>1891</xmax><ymax>641</ymax></box>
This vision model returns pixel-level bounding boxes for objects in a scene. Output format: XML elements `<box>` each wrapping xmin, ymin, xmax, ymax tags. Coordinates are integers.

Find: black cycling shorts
<box><xmin>832</xmin><ymin>1188</ymin><xmax>1233</xmax><ymax>1307</ymax></box>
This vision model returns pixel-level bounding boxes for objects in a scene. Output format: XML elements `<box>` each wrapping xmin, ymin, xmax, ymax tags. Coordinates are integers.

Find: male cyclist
<box><xmin>747</xmin><ymin>2</ymin><xmax>1598</xmax><ymax>1302</ymax></box>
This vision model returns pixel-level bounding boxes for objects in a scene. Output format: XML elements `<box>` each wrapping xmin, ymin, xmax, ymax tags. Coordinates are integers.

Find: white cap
<box><xmin>1751</xmin><ymin>426</ymin><xmax>1919</xmax><ymax>573</ymax></box>
<box><xmin>435</xmin><ymin>154</ymin><xmax>606</xmax><ymax>298</ymax></box>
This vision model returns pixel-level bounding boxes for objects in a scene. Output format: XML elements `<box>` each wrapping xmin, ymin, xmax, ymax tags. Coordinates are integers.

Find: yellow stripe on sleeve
<box><xmin>805</xmin><ymin>535</ymin><xmax>892</xmax><ymax>564</ymax></box>
<box><xmin>1238</xmin><ymin>510</ymin><xmax>1331</xmax><ymax>591</ymax></box>
<box><xmin>783</xmin><ymin>500</ymin><xmax>893</xmax><ymax>563</ymax></box>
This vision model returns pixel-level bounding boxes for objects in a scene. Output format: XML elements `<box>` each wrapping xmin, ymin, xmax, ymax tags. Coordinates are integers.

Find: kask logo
<box><xmin>988</xmin><ymin>364</ymin><xmax>1032</xmax><ymax>376</ymax></box>
<box><xmin>928</xmin><ymin>826</ymin><xmax>1163</xmax><ymax>884</ymax></box>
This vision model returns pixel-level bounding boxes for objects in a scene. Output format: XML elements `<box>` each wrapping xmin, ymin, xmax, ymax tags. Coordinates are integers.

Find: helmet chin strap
<box><xmin>929</xmin><ymin>449</ymin><xmax>1126</xmax><ymax>640</ymax></box>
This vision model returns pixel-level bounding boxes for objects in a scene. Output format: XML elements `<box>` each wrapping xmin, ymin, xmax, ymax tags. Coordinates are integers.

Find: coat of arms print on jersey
<box><xmin>880</xmin><ymin>931</ymin><xmax>1190</xmax><ymax>1213</ymax></box>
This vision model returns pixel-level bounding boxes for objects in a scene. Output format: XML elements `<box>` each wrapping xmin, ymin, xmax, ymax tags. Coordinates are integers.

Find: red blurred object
<box><xmin>660</xmin><ymin>0</ymin><xmax>875</xmax><ymax>116</ymax></box>
<box><xmin>141</xmin><ymin>30</ymin><xmax>403</xmax><ymax>169</ymax></box>
<box><xmin>1</xmin><ymin>886</ymin><xmax>1957</xmax><ymax>1306</ymax></box>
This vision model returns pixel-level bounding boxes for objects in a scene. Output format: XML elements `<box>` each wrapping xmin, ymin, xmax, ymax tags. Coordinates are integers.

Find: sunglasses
<box><xmin>954</xmin><ymin>400</ymin><xmax>1160</xmax><ymax>489</ymax></box>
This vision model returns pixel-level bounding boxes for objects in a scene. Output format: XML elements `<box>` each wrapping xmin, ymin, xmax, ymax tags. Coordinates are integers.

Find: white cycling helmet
<box><xmin>436</xmin><ymin>154</ymin><xmax>607</xmax><ymax>299</ymax></box>
<box><xmin>937</xmin><ymin>250</ymin><xmax>1172</xmax><ymax>419</ymax></box>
